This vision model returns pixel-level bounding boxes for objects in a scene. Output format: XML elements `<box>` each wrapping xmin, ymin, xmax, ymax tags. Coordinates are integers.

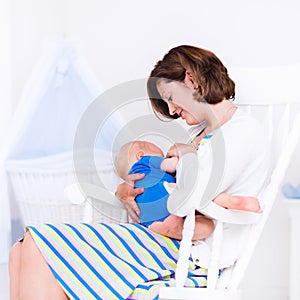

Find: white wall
<box><xmin>8</xmin><ymin>0</ymin><xmax>300</xmax><ymax>299</ymax></box>
<box><xmin>0</xmin><ymin>0</ymin><xmax>12</xmax><ymax>147</ymax></box>
<box><xmin>11</xmin><ymin>0</ymin><xmax>300</xmax><ymax>104</ymax></box>
<box><xmin>10</xmin><ymin>0</ymin><xmax>67</xmax><ymax>108</ymax></box>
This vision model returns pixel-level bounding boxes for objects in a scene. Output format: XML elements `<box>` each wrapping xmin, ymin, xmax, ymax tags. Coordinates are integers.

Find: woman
<box><xmin>9</xmin><ymin>45</ymin><xmax>268</xmax><ymax>299</ymax></box>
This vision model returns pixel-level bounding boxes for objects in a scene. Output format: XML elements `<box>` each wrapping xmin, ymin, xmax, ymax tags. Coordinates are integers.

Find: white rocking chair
<box><xmin>65</xmin><ymin>102</ymin><xmax>300</xmax><ymax>299</ymax></box>
<box><xmin>159</xmin><ymin>102</ymin><xmax>300</xmax><ymax>300</ymax></box>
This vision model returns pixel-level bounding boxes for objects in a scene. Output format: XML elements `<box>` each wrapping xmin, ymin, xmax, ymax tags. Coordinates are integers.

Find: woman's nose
<box><xmin>168</xmin><ymin>103</ymin><xmax>176</xmax><ymax>115</ymax></box>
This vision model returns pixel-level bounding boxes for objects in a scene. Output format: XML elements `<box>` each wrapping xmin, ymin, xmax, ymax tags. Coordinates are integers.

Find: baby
<box><xmin>115</xmin><ymin>140</ymin><xmax>261</xmax><ymax>240</ymax></box>
<box><xmin>115</xmin><ymin>140</ymin><xmax>178</xmax><ymax>227</ymax></box>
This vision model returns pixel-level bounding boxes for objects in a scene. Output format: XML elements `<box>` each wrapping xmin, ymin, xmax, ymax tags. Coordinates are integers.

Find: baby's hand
<box><xmin>166</xmin><ymin>143</ymin><xmax>196</xmax><ymax>159</ymax></box>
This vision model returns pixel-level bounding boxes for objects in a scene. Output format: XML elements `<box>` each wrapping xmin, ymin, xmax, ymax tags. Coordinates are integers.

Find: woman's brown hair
<box><xmin>147</xmin><ymin>45</ymin><xmax>235</xmax><ymax>120</ymax></box>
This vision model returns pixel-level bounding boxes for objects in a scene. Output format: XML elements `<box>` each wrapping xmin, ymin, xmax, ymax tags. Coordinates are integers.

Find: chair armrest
<box><xmin>199</xmin><ymin>202</ymin><xmax>262</xmax><ymax>224</ymax></box>
<box><xmin>64</xmin><ymin>182</ymin><xmax>124</xmax><ymax>209</ymax></box>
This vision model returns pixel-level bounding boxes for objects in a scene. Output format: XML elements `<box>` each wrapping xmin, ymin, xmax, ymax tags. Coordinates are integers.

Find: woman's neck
<box><xmin>204</xmin><ymin>100</ymin><xmax>237</xmax><ymax>133</ymax></box>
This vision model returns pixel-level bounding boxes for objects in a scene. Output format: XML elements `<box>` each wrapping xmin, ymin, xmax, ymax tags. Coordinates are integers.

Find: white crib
<box><xmin>5</xmin><ymin>149</ymin><xmax>127</xmax><ymax>226</ymax></box>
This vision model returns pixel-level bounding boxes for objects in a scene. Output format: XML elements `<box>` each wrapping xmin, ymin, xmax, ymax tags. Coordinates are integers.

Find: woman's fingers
<box><xmin>115</xmin><ymin>174</ymin><xmax>145</xmax><ymax>223</ymax></box>
<box><xmin>122</xmin><ymin>186</ymin><xmax>143</xmax><ymax>221</ymax></box>
<box><xmin>124</xmin><ymin>173</ymin><xmax>145</xmax><ymax>186</ymax></box>
<box><xmin>123</xmin><ymin>201</ymin><xmax>141</xmax><ymax>223</ymax></box>
<box><xmin>115</xmin><ymin>181</ymin><xmax>144</xmax><ymax>202</ymax></box>
<box><xmin>115</xmin><ymin>184</ymin><xmax>142</xmax><ymax>222</ymax></box>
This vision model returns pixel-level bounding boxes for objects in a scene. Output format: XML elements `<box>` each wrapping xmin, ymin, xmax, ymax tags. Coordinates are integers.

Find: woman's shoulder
<box><xmin>232</xmin><ymin>107</ymin><xmax>261</xmax><ymax>123</ymax></box>
<box><xmin>221</xmin><ymin>107</ymin><xmax>269</xmax><ymax>154</ymax></box>
<box><xmin>224</xmin><ymin>107</ymin><xmax>263</xmax><ymax>134</ymax></box>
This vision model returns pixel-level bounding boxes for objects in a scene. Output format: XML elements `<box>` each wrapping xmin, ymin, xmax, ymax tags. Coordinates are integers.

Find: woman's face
<box><xmin>156</xmin><ymin>79</ymin><xmax>204</xmax><ymax>126</ymax></box>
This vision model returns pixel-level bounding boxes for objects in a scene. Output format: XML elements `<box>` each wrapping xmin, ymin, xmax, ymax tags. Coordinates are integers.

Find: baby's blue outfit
<box><xmin>128</xmin><ymin>156</ymin><xmax>176</xmax><ymax>227</ymax></box>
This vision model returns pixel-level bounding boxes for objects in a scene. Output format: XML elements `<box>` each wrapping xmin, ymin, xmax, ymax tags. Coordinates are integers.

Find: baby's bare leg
<box><xmin>214</xmin><ymin>193</ymin><xmax>262</xmax><ymax>212</ymax></box>
<box><xmin>193</xmin><ymin>214</ymin><xmax>214</xmax><ymax>240</ymax></box>
<box><xmin>149</xmin><ymin>214</ymin><xmax>214</xmax><ymax>241</ymax></box>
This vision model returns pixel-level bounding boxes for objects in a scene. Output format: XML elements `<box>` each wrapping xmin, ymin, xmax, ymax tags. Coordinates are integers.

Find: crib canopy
<box><xmin>8</xmin><ymin>38</ymin><xmax>117</xmax><ymax>159</ymax></box>
<box><xmin>0</xmin><ymin>37</ymin><xmax>123</xmax><ymax>262</ymax></box>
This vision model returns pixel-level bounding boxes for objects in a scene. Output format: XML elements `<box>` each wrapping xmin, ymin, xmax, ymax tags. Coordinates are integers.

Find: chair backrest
<box><xmin>225</xmin><ymin>101</ymin><xmax>300</xmax><ymax>288</ymax></box>
<box><xmin>238</xmin><ymin>102</ymin><xmax>298</xmax><ymax>169</ymax></box>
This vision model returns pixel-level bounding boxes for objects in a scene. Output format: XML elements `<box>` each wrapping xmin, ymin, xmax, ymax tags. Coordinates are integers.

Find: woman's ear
<box><xmin>184</xmin><ymin>71</ymin><xmax>199</xmax><ymax>89</ymax></box>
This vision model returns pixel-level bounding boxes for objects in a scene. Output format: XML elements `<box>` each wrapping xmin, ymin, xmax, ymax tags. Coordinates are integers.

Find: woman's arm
<box><xmin>115</xmin><ymin>173</ymin><xmax>145</xmax><ymax>223</ymax></box>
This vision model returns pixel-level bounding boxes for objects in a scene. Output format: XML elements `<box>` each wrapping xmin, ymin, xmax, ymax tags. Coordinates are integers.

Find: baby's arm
<box><xmin>160</xmin><ymin>156</ymin><xmax>179</xmax><ymax>174</ymax></box>
<box><xmin>149</xmin><ymin>214</ymin><xmax>214</xmax><ymax>241</ymax></box>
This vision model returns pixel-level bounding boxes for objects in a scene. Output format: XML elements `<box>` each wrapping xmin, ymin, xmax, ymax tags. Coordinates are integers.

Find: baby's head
<box><xmin>115</xmin><ymin>141</ymin><xmax>164</xmax><ymax>179</ymax></box>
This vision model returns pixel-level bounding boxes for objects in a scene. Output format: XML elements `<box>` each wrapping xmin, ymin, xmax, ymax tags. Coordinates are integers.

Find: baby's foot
<box><xmin>149</xmin><ymin>215</ymin><xmax>184</xmax><ymax>240</ymax></box>
<box><xmin>240</xmin><ymin>196</ymin><xmax>262</xmax><ymax>213</ymax></box>
<box><xmin>214</xmin><ymin>193</ymin><xmax>262</xmax><ymax>213</ymax></box>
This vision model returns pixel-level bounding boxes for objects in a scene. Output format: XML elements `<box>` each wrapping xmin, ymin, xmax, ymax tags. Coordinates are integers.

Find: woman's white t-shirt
<box><xmin>171</xmin><ymin>107</ymin><xmax>269</xmax><ymax>268</ymax></box>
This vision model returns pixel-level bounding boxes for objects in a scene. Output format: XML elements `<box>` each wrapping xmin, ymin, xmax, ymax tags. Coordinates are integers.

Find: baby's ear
<box><xmin>136</xmin><ymin>150</ymin><xmax>145</xmax><ymax>160</ymax></box>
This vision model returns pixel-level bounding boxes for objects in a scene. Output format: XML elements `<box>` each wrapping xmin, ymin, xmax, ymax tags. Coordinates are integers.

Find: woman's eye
<box><xmin>167</xmin><ymin>96</ymin><xmax>172</xmax><ymax>102</ymax></box>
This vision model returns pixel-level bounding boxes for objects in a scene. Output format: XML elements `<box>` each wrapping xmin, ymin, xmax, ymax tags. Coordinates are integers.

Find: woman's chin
<box><xmin>185</xmin><ymin>119</ymin><xmax>199</xmax><ymax>126</ymax></box>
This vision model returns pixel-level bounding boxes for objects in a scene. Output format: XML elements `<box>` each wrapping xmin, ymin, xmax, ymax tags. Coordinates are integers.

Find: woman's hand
<box><xmin>166</xmin><ymin>143</ymin><xmax>196</xmax><ymax>159</ymax></box>
<box><xmin>115</xmin><ymin>173</ymin><xmax>145</xmax><ymax>223</ymax></box>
